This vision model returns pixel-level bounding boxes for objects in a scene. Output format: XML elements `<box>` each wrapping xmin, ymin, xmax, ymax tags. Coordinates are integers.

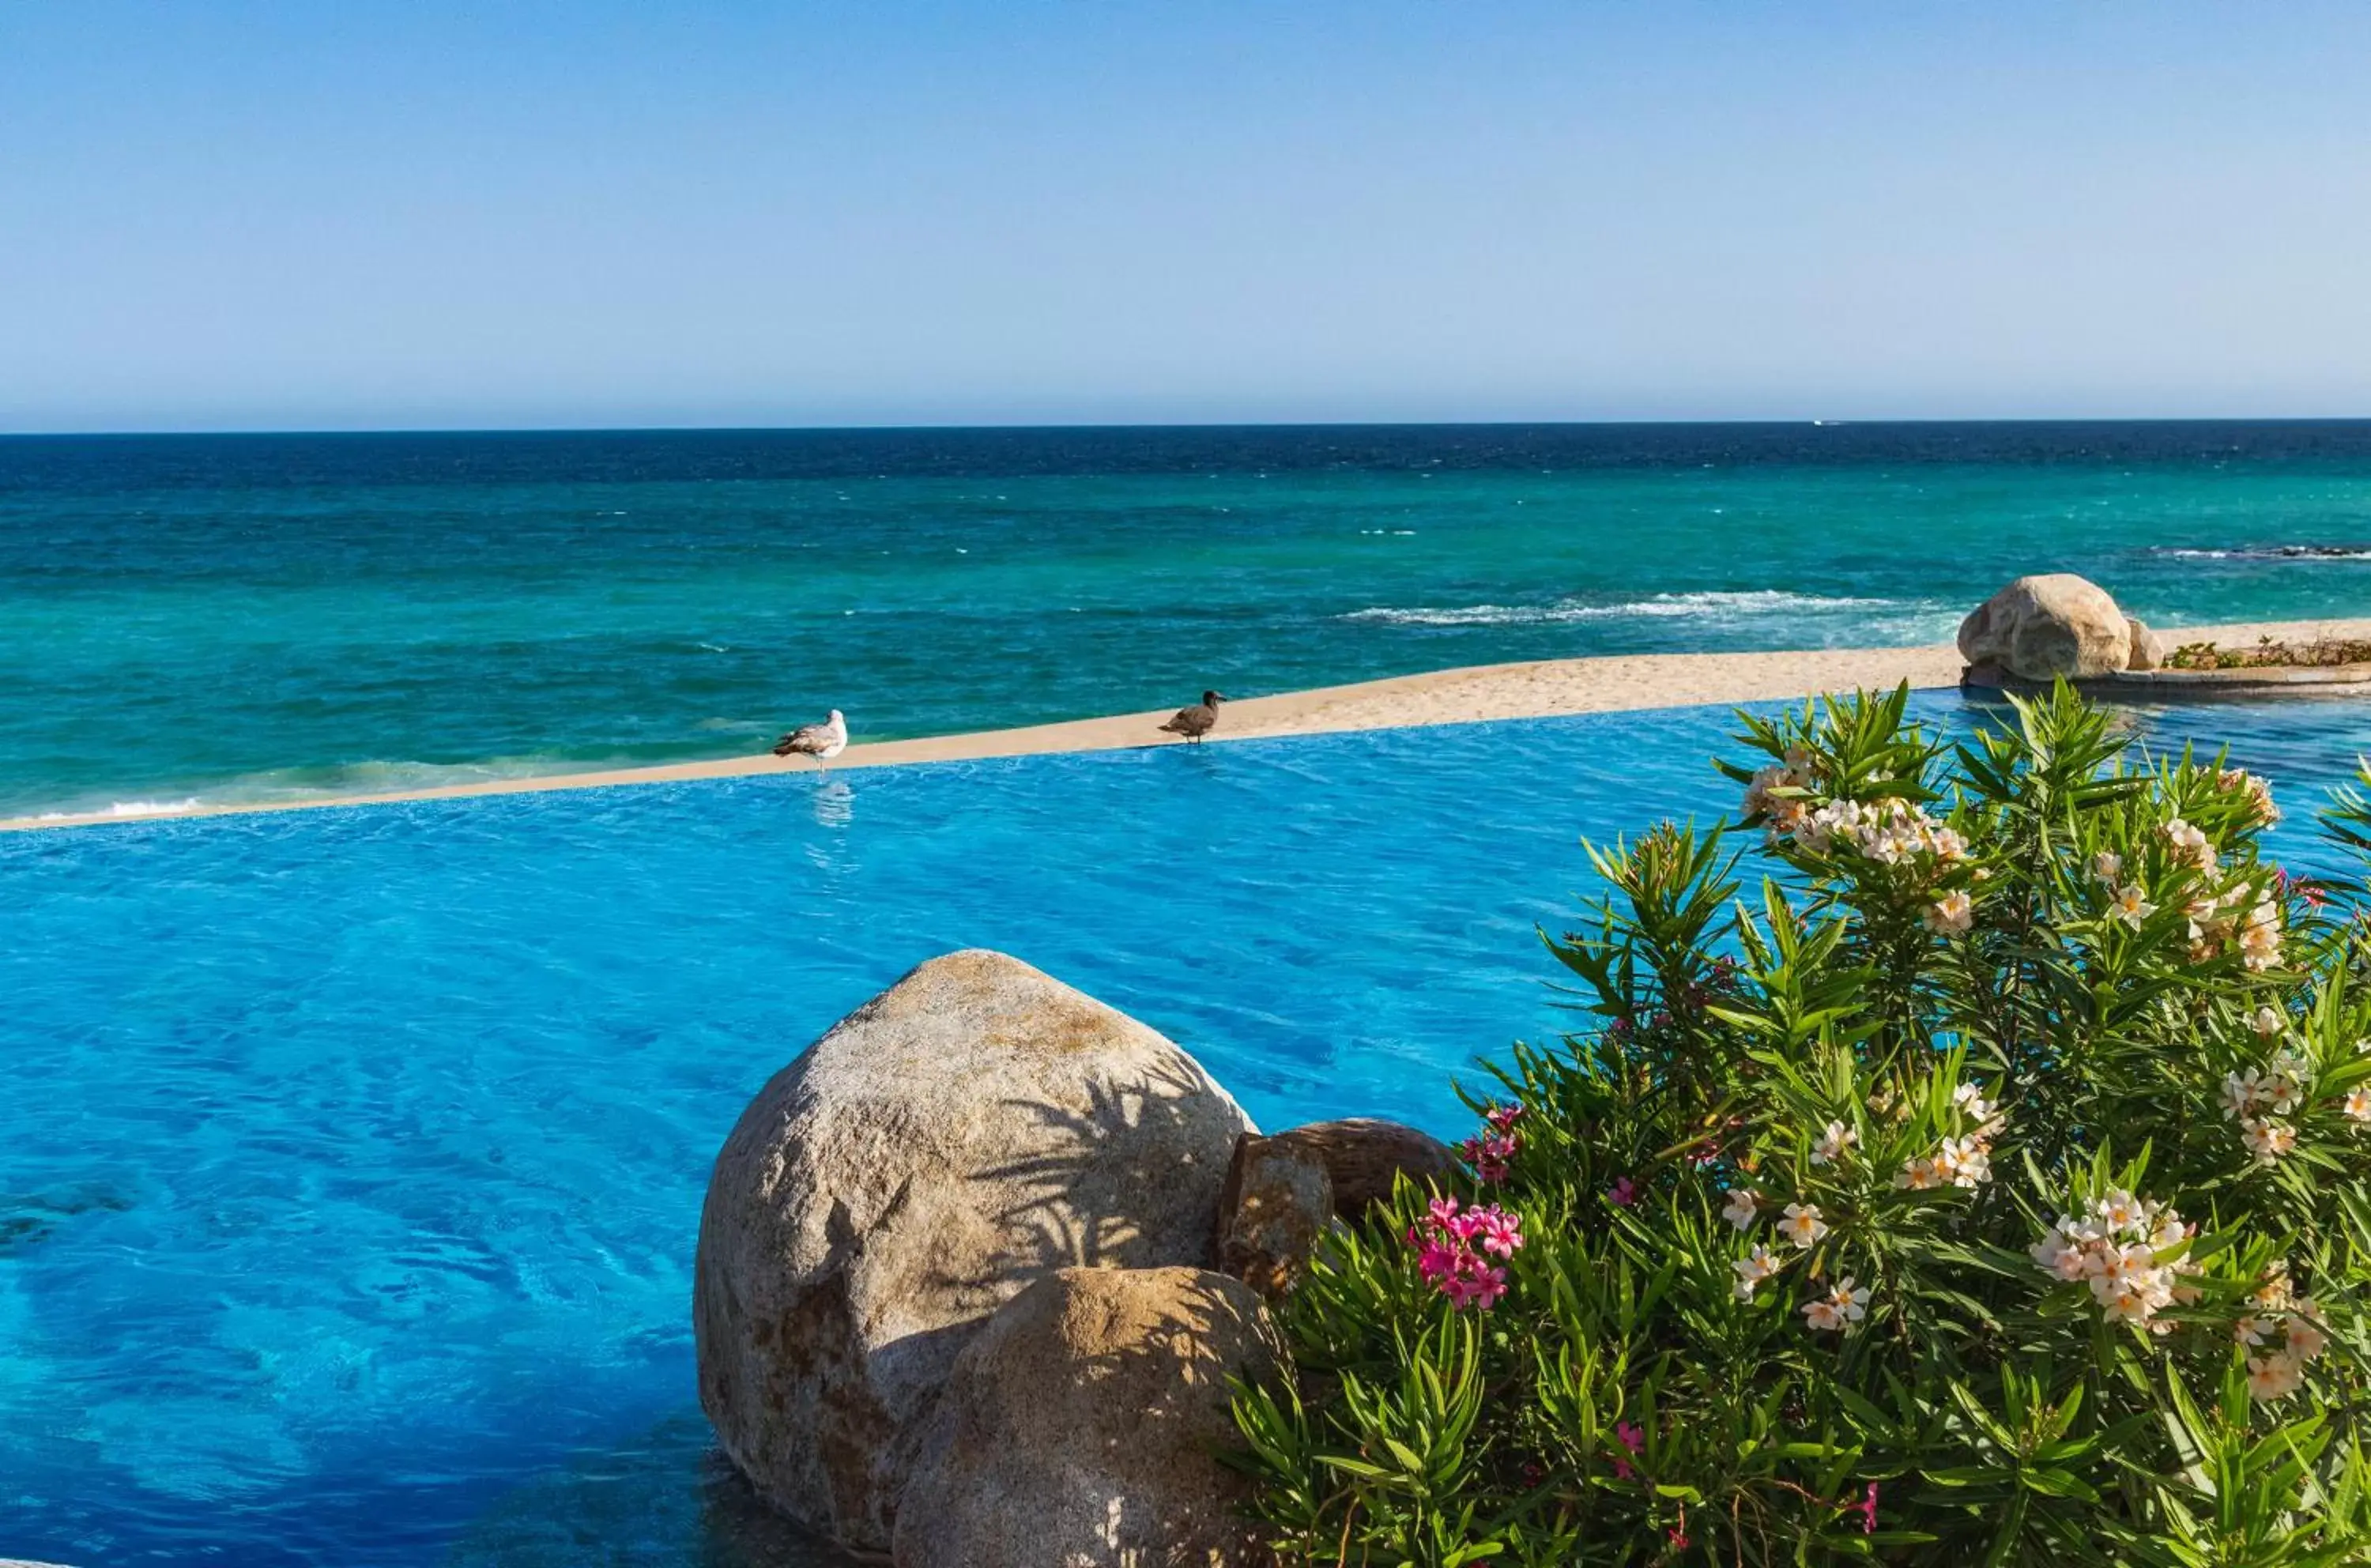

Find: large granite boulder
<box><xmin>1957</xmin><ymin>574</ymin><xmax>2133</xmax><ymax>680</ymax></box>
<box><xmin>893</xmin><ymin>1267</ymin><xmax>1277</xmax><ymax>1568</ymax></box>
<box><xmin>694</xmin><ymin>951</ymin><xmax>1254</xmax><ymax>1552</ymax></box>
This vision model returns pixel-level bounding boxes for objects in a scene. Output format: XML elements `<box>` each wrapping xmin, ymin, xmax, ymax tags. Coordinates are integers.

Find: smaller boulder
<box><xmin>2127</xmin><ymin>616</ymin><xmax>2166</xmax><ymax>672</ymax></box>
<box><xmin>1215</xmin><ymin>1133</ymin><xmax>1334</xmax><ymax>1294</ymax></box>
<box><xmin>1957</xmin><ymin>574</ymin><xmax>2133</xmax><ymax>681</ymax></box>
<box><xmin>1266</xmin><ymin>1118</ymin><xmax>1461</xmax><ymax>1219</ymax></box>
<box><xmin>893</xmin><ymin>1267</ymin><xmax>1277</xmax><ymax>1568</ymax></box>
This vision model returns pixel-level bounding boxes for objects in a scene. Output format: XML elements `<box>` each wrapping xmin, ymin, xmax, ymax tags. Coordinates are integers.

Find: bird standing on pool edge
<box><xmin>1159</xmin><ymin>691</ymin><xmax>1227</xmax><ymax>744</ymax></box>
<box><xmin>774</xmin><ymin>709</ymin><xmax>848</xmax><ymax>769</ymax></box>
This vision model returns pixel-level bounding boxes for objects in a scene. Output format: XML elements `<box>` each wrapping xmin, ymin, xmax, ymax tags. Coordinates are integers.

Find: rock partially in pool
<box><xmin>892</xmin><ymin>1266</ymin><xmax>1278</xmax><ymax>1568</ymax></box>
<box><xmin>692</xmin><ymin>949</ymin><xmax>1254</xmax><ymax>1553</ymax></box>
<box><xmin>1957</xmin><ymin>573</ymin><xmax>2134</xmax><ymax>681</ymax></box>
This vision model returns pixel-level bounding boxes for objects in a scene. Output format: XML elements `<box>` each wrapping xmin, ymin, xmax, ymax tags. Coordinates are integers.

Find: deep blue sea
<box><xmin>7</xmin><ymin>692</ymin><xmax>2371</xmax><ymax>1568</ymax></box>
<box><xmin>7</xmin><ymin>422</ymin><xmax>2371</xmax><ymax>820</ymax></box>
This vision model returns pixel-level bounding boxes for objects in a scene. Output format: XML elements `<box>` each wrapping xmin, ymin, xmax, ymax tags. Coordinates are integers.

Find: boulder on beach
<box><xmin>2127</xmin><ymin>616</ymin><xmax>2166</xmax><ymax>672</ymax></box>
<box><xmin>693</xmin><ymin>950</ymin><xmax>1254</xmax><ymax>1552</ymax></box>
<box><xmin>1957</xmin><ymin>573</ymin><xmax>2134</xmax><ymax>681</ymax></box>
<box><xmin>892</xmin><ymin>1266</ymin><xmax>1278</xmax><ymax>1568</ymax></box>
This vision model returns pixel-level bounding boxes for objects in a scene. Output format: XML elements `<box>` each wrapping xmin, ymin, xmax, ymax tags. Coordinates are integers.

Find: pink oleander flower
<box><xmin>1608</xmin><ymin>1175</ymin><xmax>1640</xmax><ymax>1208</ymax></box>
<box><xmin>1855</xmin><ymin>1483</ymin><xmax>1879</xmax><ymax>1536</ymax></box>
<box><xmin>1474</xmin><ymin>1207</ymin><xmax>1525</xmax><ymax>1257</ymax></box>
<box><xmin>1484</xmin><ymin>1103</ymin><xmax>1525</xmax><ymax>1133</ymax></box>
<box><xmin>1407</xmin><ymin>1200</ymin><xmax>1522</xmax><ymax>1311</ymax></box>
<box><xmin>1459</xmin><ymin>1131</ymin><xmax>1519</xmax><ymax>1185</ymax></box>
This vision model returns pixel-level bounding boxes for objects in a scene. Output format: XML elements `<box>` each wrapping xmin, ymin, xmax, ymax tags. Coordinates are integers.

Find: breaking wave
<box><xmin>1340</xmin><ymin>590</ymin><xmax>1902</xmax><ymax>628</ymax></box>
<box><xmin>2154</xmin><ymin>545</ymin><xmax>2371</xmax><ymax>562</ymax></box>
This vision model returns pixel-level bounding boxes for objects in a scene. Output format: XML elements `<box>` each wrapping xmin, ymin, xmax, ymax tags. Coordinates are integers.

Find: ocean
<box><xmin>6</xmin><ymin>420</ymin><xmax>2371</xmax><ymax>820</ymax></box>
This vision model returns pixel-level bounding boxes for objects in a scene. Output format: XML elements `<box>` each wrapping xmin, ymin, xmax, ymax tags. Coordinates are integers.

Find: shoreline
<box><xmin>9</xmin><ymin>616</ymin><xmax>2370</xmax><ymax>833</ymax></box>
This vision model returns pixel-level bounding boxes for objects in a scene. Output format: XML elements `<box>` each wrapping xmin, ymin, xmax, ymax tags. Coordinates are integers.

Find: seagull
<box><xmin>774</xmin><ymin>709</ymin><xmax>848</xmax><ymax>770</ymax></box>
<box><xmin>1159</xmin><ymin>691</ymin><xmax>1227</xmax><ymax>744</ymax></box>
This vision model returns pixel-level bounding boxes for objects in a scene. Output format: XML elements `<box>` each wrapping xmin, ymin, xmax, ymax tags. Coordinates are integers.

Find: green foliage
<box><xmin>1231</xmin><ymin>684</ymin><xmax>2371</xmax><ymax>1566</ymax></box>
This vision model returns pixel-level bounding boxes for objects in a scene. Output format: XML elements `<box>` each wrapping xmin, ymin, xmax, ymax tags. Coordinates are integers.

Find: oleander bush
<box><xmin>1231</xmin><ymin>684</ymin><xmax>2371</xmax><ymax>1566</ymax></box>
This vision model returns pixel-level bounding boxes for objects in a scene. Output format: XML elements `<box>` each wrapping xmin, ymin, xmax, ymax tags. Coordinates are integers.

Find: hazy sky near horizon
<box><xmin>4</xmin><ymin>2</ymin><xmax>2369</xmax><ymax>432</ymax></box>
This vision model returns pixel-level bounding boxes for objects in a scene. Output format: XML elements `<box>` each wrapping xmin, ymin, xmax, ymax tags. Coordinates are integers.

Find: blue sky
<box><xmin>3</xmin><ymin>2</ymin><xmax>2367</xmax><ymax>431</ymax></box>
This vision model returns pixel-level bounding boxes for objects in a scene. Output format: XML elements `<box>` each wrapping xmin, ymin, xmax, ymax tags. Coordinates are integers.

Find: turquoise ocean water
<box><xmin>6</xmin><ymin>422</ymin><xmax>2371</xmax><ymax>819</ymax></box>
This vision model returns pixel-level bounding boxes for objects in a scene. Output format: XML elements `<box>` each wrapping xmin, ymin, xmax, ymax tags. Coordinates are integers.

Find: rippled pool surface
<box><xmin>7</xmin><ymin>695</ymin><xmax>2371</xmax><ymax>1566</ymax></box>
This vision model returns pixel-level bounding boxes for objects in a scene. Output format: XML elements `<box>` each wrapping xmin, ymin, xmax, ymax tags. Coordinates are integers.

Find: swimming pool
<box><xmin>6</xmin><ymin>694</ymin><xmax>2369</xmax><ymax>1566</ymax></box>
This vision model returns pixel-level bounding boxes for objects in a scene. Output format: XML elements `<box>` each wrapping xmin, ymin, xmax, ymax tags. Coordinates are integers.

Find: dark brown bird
<box><xmin>1159</xmin><ymin>690</ymin><xmax>1227</xmax><ymax>744</ymax></box>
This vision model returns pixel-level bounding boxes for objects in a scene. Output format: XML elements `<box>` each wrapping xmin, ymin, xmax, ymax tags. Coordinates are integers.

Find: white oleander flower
<box><xmin>1894</xmin><ymin>1155</ymin><xmax>1942</xmax><ymax>1190</ymax></box>
<box><xmin>1802</xmin><ymin>1277</ymin><xmax>1868</xmax><ymax>1332</ymax></box>
<box><xmin>2241</xmin><ymin>1118</ymin><xmax>2297</xmax><ymax>1164</ymax></box>
<box><xmin>2095</xmin><ymin>1190</ymin><xmax>2144</xmax><ymax>1233</ymax></box>
<box><xmin>2221</xmin><ymin>768</ymin><xmax>2279</xmax><ymax>824</ymax></box>
<box><xmin>2091</xmin><ymin>849</ymin><xmax>2123</xmax><ymax>885</ymax></box>
<box><xmin>1936</xmin><ymin>1135</ymin><xmax>1991</xmax><ymax>1188</ymax></box>
<box><xmin>2109</xmin><ymin>884</ymin><xmax>2156</xmax><ymax>930</ymax></box>
<box><xmin>1721</xmin><ymin>1187</ymin><xmax>1761</xmax><ymax>1232</ymax></box>
<box><xmin>2262</xmin><ymin>1053</ymin><xmax>2306</xmax><ymax>1114</ymax></box>
<box><xmin>2251</xmin><ymin>1005</ymin><xmax>2284</xmax><ymax>1037</ymax></box>
<box><xmin>1924</xmin><ymin>889</ymin><xmax>1974</xmax><ymax>935</ymax></box>
<box><xmin>2163</xmin><ymin>818</ymin><xmax>2218</xmax><ymax>873</ymax></box>
<box><xmin>2240</xmin><ymin>899</ymin><xmax>2283</xmax><ymax>971</ymax></box>
<box><xmin>1732</xmin><ymin>1244</ymin><xmax>1781</xmax><ymax>1300</ymax></box>
<box><xmin>1809</xmin><ymin>1121</ymin><xmax>1856</xmax><ymax>1167</ymax></box>
<box><xmin>2248</xmin><ymin>1354</ymin><xmax>2304</xmax><ymax>1402</ymax></box>
<box><xmin>1778</xmin><ymin>1203</ymin><xmax>1828</xmax><ymax>1249</ymax></box>
<box><xmin>2344</xmin><ymin>1086</ymin><xmax>2371</xmax><ymax>1123</ymax></box>
<box><xmin>2032</xmin><ymin>1192</ymin><xmax>2186</xmax><ymax>1327</ymax></box>
<box><xmin>2234</xmin><ymin>1315</ymin><xmax>2273</xmax><ymax>1347</ymax></box>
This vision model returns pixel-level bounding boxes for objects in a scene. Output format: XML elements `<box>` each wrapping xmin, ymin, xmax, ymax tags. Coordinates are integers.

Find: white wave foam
<box><xmin>43</xmin><ymin>797</ymin><xmax>205</xmax><ymax>820</ymax></box>
<box><xmin>1340</xmin><ymin>590</ymin><xmax>1899</xmax><ymax>628</ymax></box>
<box><xmin>2157</xmin><ymin>545</ymin><xmax>2371</xmax><ymax>562</ymax></box>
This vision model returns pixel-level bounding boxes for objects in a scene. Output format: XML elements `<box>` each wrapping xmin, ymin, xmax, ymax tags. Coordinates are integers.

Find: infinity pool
<box><xmin>6</xmin><ymin>695</ymin><xmax>2369</xmax><ymax>1566</ymax></box>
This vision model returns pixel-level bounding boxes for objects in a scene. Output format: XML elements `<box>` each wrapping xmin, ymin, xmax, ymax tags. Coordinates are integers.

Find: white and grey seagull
<box><xmin>773</xmin><ymin>709</ymin><xmax>849</xmax><ymax>770</ymax></box>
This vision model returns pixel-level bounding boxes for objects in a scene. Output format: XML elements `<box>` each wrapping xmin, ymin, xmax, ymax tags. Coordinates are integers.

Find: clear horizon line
<box><xmin>9</xmin><ymin>412</ymin><xmax>2371</xmax><ymax>440</ymax></box>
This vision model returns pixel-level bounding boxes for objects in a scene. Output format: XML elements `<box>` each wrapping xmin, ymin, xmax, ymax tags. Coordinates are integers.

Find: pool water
<box><xmin>6</xmin><ymin>694</ymin><xmax>2369</xmax><ymax>1566</ymax></box>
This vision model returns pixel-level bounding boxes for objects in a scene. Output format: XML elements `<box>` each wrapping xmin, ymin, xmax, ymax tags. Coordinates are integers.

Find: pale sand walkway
<box><xmin>10</xmin><ymin>618</ymin><xmax>2370</xmax><ymax>832</ymax></box>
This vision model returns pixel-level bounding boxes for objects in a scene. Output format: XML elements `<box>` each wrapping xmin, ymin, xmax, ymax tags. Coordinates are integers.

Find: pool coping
<box><xmin>12</xmin><ymin>616</ymin><xmax>2371</xmax><ymax>834</ymax></box>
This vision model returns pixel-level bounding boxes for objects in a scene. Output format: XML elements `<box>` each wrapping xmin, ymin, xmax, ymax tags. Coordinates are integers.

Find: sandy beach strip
<box><xmin>10</xmin><ymin>616</ymin><xmax>2371</xmax><ymax>833</ymax></box>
